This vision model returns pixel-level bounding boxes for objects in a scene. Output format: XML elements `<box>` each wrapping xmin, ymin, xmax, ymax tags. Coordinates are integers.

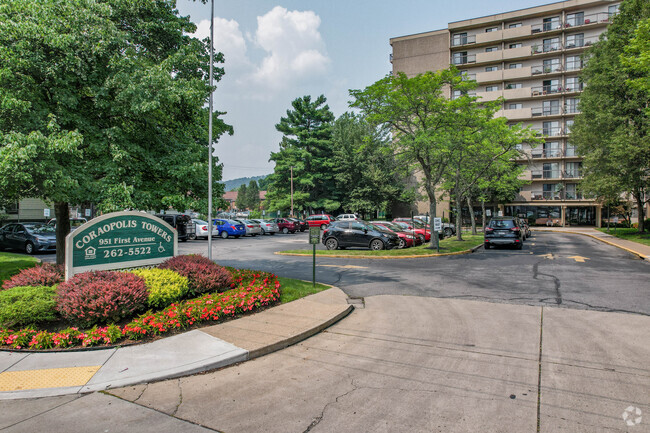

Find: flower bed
<box><xmin>0</xmin><ymin>260</ymin><xmax>281</xmax><ymax>351</ymax></box>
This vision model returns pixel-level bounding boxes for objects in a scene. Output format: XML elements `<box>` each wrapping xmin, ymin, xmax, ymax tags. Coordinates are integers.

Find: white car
<box><xmin>236</xmin><ymin>219</ymin><xmax>262</xmax><ymax>236</ymax></box>
<box><xmin>190</xmin><ymin>219</ymin><xmax>218</xmax><ymax>240</ymax></box>
<box><xmin>336</xmin><ymin>214</ymin><xmax>359</xmax><ymax>221</ymax></box>
<box><xmin>252</xmin><ymin>219</ymin><xmax>279</xmax><ymax>235</ymax></box>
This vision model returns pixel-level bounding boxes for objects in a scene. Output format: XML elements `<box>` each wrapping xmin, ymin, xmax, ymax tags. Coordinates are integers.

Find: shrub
<box><xmin>159</xmin><ymin>255</ymin><xmax>233</xmax><ymax>295</ymax></box>
<box><xmin>2</xmin><ymin>263</ymin><xmax>64</xmax><ymax>290</ymax></box>
<box><xmin>0</xmin><ymin>285</ymin><xmax>58</xmax><ymax>328</ymax></box>
<box><xmin>130</xmin><ymin>268</ymin><xmax>190</xmax><ymax>308</ymax></box>
<box><xmin>56</xmin><ymin>271</ymin><xmax>148</xmax><ymax>326</ymax></box>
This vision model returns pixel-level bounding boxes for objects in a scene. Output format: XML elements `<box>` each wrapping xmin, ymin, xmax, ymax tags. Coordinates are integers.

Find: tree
<box><xmin>571</xmin><ymin>0</ymin><xmax>650</xmax><ymax>233</ymax></box>
<box><xmin>0</xmin><ymin>0</ymin><xmax>232</xmax><ymax>264</ymax></box>
<box><xmin>236</xmin><ymin>184</ymin><xmax>248</xmax><ymax>210</ymax></box>
<box><xmin>266</xmin><ymin>95</ymin><xmax>338</xmax><ymax>213</ymax></box>
<box><xmin>621</xmin><ymin>18</ymin><xmax>650</xmax><ymax>97</ymax></box>
<box><xmin>246</xmin><ymin>180</ymin><xmax>261</xmax><ymax>211</ymax></box>
<box><xmin>331</xmin><ymin>113</ymin><xmax>406</xmax><ymax>218</ymax></box>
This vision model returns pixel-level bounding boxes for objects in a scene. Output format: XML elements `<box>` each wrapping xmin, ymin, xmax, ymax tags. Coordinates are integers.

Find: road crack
<box><xmin>171</xmin><ymin>378</ymin><xmax>183</xmax><ymax>417</ymax></box>
<box><xmin>303</xmin><ymin>377</ymin><xmax>358</xmax><ymax>433</ymax></box>
<box><xmin>533</xmin><ymin>261</ymin><xmax>562</xmax><ymax>305</ymax></box>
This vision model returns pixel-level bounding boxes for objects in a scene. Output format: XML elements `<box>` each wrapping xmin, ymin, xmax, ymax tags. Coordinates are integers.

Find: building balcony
<box><xmin>530</xmin><ymin>190</ymin><xmax>585</xmax><ymax>201</ymax></box>
<box><xmin>564</xmin><ymin>12</ymin><xmax>615</xmax><ymax>29</ymax></box>
<box><xmin>503</xmin><ymin>86</ymin><xmax>531</xmax><ymax>100</ymax></box>
<box><xmin>502</xmin><ymin>66</ymin><xmax>533</xmax><ymax>81</ymax></box>
<box><xmin>532</xmin><ymin>42</ymin><xmax>562</xmax><ymax>55</ymax></box>
<box><xmin>452</xmin><ymin>54</ymin><xmax>477</xmax><ymax>65</ymax></box>
<box><xmin>563</xmin><ymin>170</ymin><xmax>582</xmax><ymax>179</ymax></box>
<box><xmin>495</xmin><ymin>107</ymin><xmax>531</xmax><ymax>120</ymax></box>
<box><xmin>564</xmin><ymin>104</ymin><xmax>580</xmax><ymax>115</ymax></box>
<box><xmin>475</xmin><ymin>69</ymin><xmax>502</xmax><ymax>83</ymax></box>
<box><xmin>531</xmin><ymin>63</ymin><xmax>564</xmax><ymax>76</ymax></box>
<box><xmin>531</xmin><ymin>149</ymin><xmax>564</xmax><ymax>159</ymax></box>
<box><xmin>531</xmin><ymin>85</ymin><xmax>562</xmax><ymax>97</ymax></box>
<box><xmin>531</xmin><ymin>170</ymin><xmax>563</xmax><ymax>180</ymax></box>
<box><xmin>531</xmin><ymin>105</ymin><xmax>563</xmax><ymax>117</ymax></box>
<box><xmin>564</xmin><ymin>35</ymin><xmax>599</xmax><ymax>51</ymax></box>
<box><xmin>475</xmin><ymin>45</ymin><xmax>531</xmax><ymax>64</ymax></box>
<box><xmin>476</xmin><ymin>89</ymin><xmax>503</xmax><ymax>102</ymax></box>
<box><xmin>532</xmin><ymin>127</ymin><xmax>564</xmax><ymax>137</ymax></box>
<box><xmin>451</xmin><ymin>34</ymin><xmax>477</xmax><ymax>47</ymax></box>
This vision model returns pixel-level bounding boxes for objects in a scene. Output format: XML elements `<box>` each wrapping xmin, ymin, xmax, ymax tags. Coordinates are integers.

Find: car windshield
<box><xmin>370</xmin><ymin>223</ymin><xmax>392</xmax><ymax>234</ymax></box>
<box><xmin>25</xmin><ymin>224</ymin><xmax>55</xmax><ymax>234</ymax></box>
<box><xmin>489</xmin><ymin>219</ymin><xmax>515</xmax><ymax>229</ymax></box>
<box><xmin>382</xmin><ymin>222</ymin><xmax>403</xmax><ymax>231</ymax></box>
<box><xmin>394</xmin><ymin>222</ymin><xmax>410</xmax><ymax>229</ymax></box>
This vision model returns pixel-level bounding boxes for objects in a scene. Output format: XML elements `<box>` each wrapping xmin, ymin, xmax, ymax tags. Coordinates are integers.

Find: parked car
<box><xmin>0</xmin><ymin>222</ymin><xmax>57</xmax><ymax>254</ymax></box>
<box><xmin>213</xmin><ymin>219</ymin><xmax>246</xmax><ymax>239</ymax></box>
<box><xmin>413</xmin><ymin>215</ymin><xmax>456</xmax><ymax>237</ymax></box>
<box><xmin>156</xmin><ymin>214</ymin><xmax>193</xmax><ymax>242</ymax></box>
<box><xmin>47</xmin><ymin>217</ymin><xmax>87</xmax><ymax>232</ymax></box>
<box><xmin>322</xmin><ymin>221</ymin><xmax>399</xmax><ymax>251</ymax></box>
<box><xmin>336</xmin><ymin>214</ymin><xmax>359</xmax><ymax>221</ymax></box>
<box><xmin>190</xmin><ymin>218</ymin><xmax>218</xmax><ymax>240</ymax></box>
<box><xmin>251</xmin><ymin>219</ymin><xmax>279</xmax><ymax>235</ymax></box>
<box><xmin>306</xmin><ymin>214</ymin><xmax>336</xmax><ymax>229</ymax></box>
<box><xmin>393</xmin><ymin>219</ymin><xmax>434</xmax><ymax>242</ymax></box>
<box><xmin>236</xmin><ymin>219</ymin><xmax>262</xmax><ymax>236</ymax></box>
<box><xmin>273</xmin><ymin>218</ymin><xmax>298</xmax><ymax>234</ymax></box>
<box><xmin>484</xmin><ymin>216</ymin><xmax>524</xmax><ymax>250</ymax></box>
<box><xmin>287</xmin><ymin>217</ymin><xmax>308</xmax><ymax>232</ymax></box>
<box><xmin>370</xmin><ymin>221</ymin><xmax>418</xmax><ymax>248</ymax></box>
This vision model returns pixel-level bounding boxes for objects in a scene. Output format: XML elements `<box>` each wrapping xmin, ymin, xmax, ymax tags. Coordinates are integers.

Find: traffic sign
<box><xmin>433</xmin><ymin>217</ymin><xmax>442</xmax><ymax>231</ymax></box>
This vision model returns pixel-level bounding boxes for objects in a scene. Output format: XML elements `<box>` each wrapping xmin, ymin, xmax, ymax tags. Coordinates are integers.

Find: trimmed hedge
<box><xmin>56</xmin><ymin>271</ymin><xmax>148</xmax><ymax>326</ymax></box>
<box><xmin>131</xmin><ymin>268</ymin><xmax>190</xmax><ymax>308</ymax></box>
<box><xmin>2</xmin><ymin>263</ymin><xmax>64</xmax><ymax>290</ymax></box>
<box><xmin>159</xmin><ymin>254</ymin><xmax>233</xmax><ymax>295</ymax></box>
<box><xmin>0</xmin><ymin>285</ymin><xmax>58</xmax><ymax>328</ymax></box>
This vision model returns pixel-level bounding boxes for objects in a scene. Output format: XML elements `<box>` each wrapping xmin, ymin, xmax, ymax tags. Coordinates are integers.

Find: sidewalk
<box><xmin>0</xmin><ymin>288</ymin><xmax>353</xmax><ymax>400</ymax></box>
<box><xmin>532</xmin><ymin>226</ymin><xmax>650</xmax><ymax>261</ymax></box>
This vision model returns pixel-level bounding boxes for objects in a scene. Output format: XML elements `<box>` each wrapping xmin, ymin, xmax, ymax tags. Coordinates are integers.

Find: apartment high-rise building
<box><xmin>390</xmin><ymin>0</ymin><xmax>620</xmax><ymax>227</ymax></box>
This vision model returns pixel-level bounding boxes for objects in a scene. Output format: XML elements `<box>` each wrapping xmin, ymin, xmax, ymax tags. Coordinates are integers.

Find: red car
<box><xmin>393</xmin><ymin>219</ymin><xmax>432</xmax><ymax>242</ymax></box>
<box><xmin>306</xmin><ymin>214</ymin><xmax>336</xmax><ymax>229</ymax></box>
<box><xmin>272</xmin><ymin>218</ymin><xmax>297</xmax><ymax>234</ymax></box>
<box><xmin>370</xmin><ymin>221</ymin><xmax>419</xmax><ymax>248</ymax></box>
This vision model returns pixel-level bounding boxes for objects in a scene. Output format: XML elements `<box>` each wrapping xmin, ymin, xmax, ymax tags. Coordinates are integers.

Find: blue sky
<box><xmin>175</xmin><ymin>0</ymin><xmax>549</xmax><ymax>181</ymax></box>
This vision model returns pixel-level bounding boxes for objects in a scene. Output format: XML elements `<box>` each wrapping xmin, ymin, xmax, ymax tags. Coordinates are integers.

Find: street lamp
<box><xmin>207</xmin><ymin>0</ymin><xmax>215</xmax><ymax>260</ymax></box>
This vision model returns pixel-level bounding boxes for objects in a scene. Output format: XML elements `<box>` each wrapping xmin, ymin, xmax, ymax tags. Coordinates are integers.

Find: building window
<box><xmin>452</xmin><ymin>89</ymin><xmax>463</xmax><ymax>99</ymax></box>
<box><xmin>565</xmin><ymin>183</ymin><xmax>581</xmax><ymax>199</ymax></box>
<box><xmin>565</xmin><ymin>97</ymin><xmax>580</xmax><ymax>113</ymax></box>
<box><xmin>485</xmin><ymin>46</ymin><xmax>499</xmax><ymax>52</ymax></box>
<box><xmin>544</xmin><ymin>141</ymin><xmax>561</xmax><ymax>157</ymax></box>
<box><xmin>543</xmin><ymin>16</ymin><xmax>560</xmax><ymax>31</ymax></box>
<box><xmin>543</xmin><ymin>37</ymin><xmax>560</xmax><ymax>52</ymax></box>
<box><xmin>509</xmin><ymin>63</ymin><xmax>523</xmax><ymax>69</ymax></box>
<box><xmin>509</xmin><ymin>43</ymin><xmax>522</xmax><ymax>49</ymax></box>
<box><xmin>565</xmin><ymin>119</ymin><xmax>574</xmax><ymax>134</ymax></box>
<box><xmin>485</xmin><ymin>27</ymin><xmax>498</xmax><ymax>32</ymax></box>
<box><xmin>543</xmin><ymin>100</ymin><xmax>560</xmax><ymax>115</ymax></box>
<box><xmin>486</xmin><ymin>85</ymin><xmax>499</xmax><ymax>92</ymax></box>
<box><xmin>5</xmin><ymin>202</ymin><xmax>18</xmax><ymax>215</ymax></box>
<box><xmin>452</xmin><ymin>32</ymin><xmax>468</xmax><ymax>46</ymax></box>
<box><xmin>566</xmin><ymin>12</ymin><xmax>585</xmax><ymax>27</ymax></box>
<box><xmin>565</xmin><ymin>55</ymin><xmax>582</xmax><ymax>71</ymax></box>
<box><xmin>565</xmin><ymin>76</ymin><xmax>581</xmax><ymax>91</ymax></box>
<box><xmin>565</xmin><ymin>162</ymin><xmax>582</xmax><ymax>178</ymax></box>
<box><xmin>453</xmin><ymin>51</ymin><xmax>468</xmax><ymax>65</ymax></box>
<box><xmin>542</xmin><ymin>79</ymin><xmax>560</xmax><ymax>93</ymax></box>
<box><xmin>608</xmin><ymin>4</ymin><xmax>619</xmax><ymax>16</ymax></box>
<box><xmin>543</xmin><ymin>121</ymin><xmax>560</xmax><ymax>136</ymax></box>
<box><xmin>542</xmin><ymin>58</ymin><xmax>561</xmax><ymax>73</ymax></box>
<box><xmin>509</xmin><ymin>23</ymin><xmax>522</xmax><ymax>28</ymax></box>
<box><xmin>508</xmin><ymin>103</ymin><xmax>523</xmax><ymax>109</ymax></box>
<box><xmin>506</xmin><ymin>83</ymin><xmax>522</xmax><ymax>89</ymax></box>
<box><xmin>485</xmin><ymin>66</ymin><xmax>498</xmax><ymax>72</ymax></box>
<box><xmin>566</xmin><ymin>142</ymin><xmax>577</xmax><ymax>157</ymax></box>
<box><xmin>565</xmin><ymin>33</ymin><xmax>585</xmax><ymax>49</ymax></box>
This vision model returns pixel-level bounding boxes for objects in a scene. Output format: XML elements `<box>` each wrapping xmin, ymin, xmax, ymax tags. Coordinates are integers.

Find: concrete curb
<box><xmin>532</xmin><ymin>228</ymin><xmax>650</xmax><ymax>261</ymax></box>
<box><xmin>274</xmin><ymin>243</ymin><xmax>484</xmax><ymax>260</ymax></box>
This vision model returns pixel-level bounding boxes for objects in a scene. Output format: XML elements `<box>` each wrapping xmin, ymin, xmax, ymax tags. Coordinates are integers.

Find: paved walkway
<box><xmin>0</xmin><ymin>288</ymin><xmax>353</xmax><ymax>400</ymax></box>
<box><xmin>532</xmin><ymin>226</ymin><xmax>650</xmax><ymax>260</ymax></box>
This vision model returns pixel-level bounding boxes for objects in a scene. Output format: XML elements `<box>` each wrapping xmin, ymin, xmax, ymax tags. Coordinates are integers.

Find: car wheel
<box><xmin>282</xmin><ymin>227</ymin><xmax>289</xmax><ymax>234</ymax></box>
<box><xmin>25</xmin><ymin>241</ymin><xmax>35</xmax><ymax>255</ymax></box>
<box><xmin>484</xmin><ymin>243</ymin><xmax>491</xmax><ymax>249</ymax></box>
<box><xmin>320</xmin><ymin>224</ymin><xmax>327</xmax><ymax>230</ymax></box>
<box><xmin>188</xmin><ymin>233</ymin><xmax>197</xmax><ymax>240</ymax></box>
<box><xmin>234</xmin><ymin>235</ymin><xmax>240</xmax><ymax>239</ymax></box>
<box><xmin>515</xmin><ymin>243</ymin><xmax>523</xmax><ymax>250</ymax></box>
<box><xmin>398</xmin><ymin>238</ymin><xmax>406</xmax><ymax>249</ymax></box>
<box><xmin>221</xmin><ymin>231</ymin><xmax>228</xmax><ymax>239</ymax></box>
<box><xmin>270</xmin><ymin>232</ymin><xmax>275</xmax><ymax>235</ymax></box>
<box><xmin>444</xmin><ymin>228</ymin><xmax>452</xmax><ymax>237</ymax></box>
<box><xmin>325</xmin><ymin>238</ymin><xmax>338</xmax><ymax>250</ymax></box>
<box><xmin>370</xmin><ymin>239</ymin><xmax>384</xmax><ymax>251</ymax></box>
<box><xmin>418</xmin><ymin>234</ymin><xmax>426</xmax><ymax>244</ymax></box>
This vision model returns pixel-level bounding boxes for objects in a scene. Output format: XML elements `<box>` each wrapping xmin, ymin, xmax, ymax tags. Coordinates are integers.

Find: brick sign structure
<box><xmin>65</xmin><ymin>211</ymin><xmax>177</xmax><ymax>279</ymax></box>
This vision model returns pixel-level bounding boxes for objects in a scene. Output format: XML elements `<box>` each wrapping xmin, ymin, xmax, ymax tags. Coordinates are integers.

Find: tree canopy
<box><xmin>0</xmin><ymin>0</ymin><xmax>232</xmax><ymax>262</ymax></box>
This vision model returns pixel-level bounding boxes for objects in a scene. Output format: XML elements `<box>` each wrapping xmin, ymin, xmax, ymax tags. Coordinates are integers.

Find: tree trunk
<box><xmin>481</xmin><ymin>200</ymin><xmax>487</xmax><ymax>232</ymax></box>
<box><xmin>427</xmin><ymin>194</ymin><xmax>439</xmax><ymax>250</ymax></box>
<box><xmin>635</xmin><ymin>191</ymin><xmax>645</xmax><ymax>233</ymax></box>
<box><xmin>455</xmin><ymin>194</ymin><xmax>463</xmax><ymax>241</ymax></box>
<box><xmin>54</xmin><ymin>202</ymin><xmax>70</xmax><ymax>266</ymax></box>
<box><xmin>467</xmin><ymin>196</ymin><xmax>477</xmax><ymax>235</ymax></box>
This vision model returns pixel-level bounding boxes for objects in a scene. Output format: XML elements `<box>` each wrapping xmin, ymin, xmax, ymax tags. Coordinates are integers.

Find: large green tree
<box><xmin>266</xmin><ymin>95</ymin><xmax>338</xmax><ymax>213</ymax></box>
<box><xmin>245</xmin><ymin>180</ymin><xmax>261</xmax><ymax>211</ymax></box>
<box><xmin>0</xmin><ymin>0</ymin><xmax>232</xmax><ymax>263</ymax></box>
<box><xmin>571</xmin><ymin>0</ymin><xmax>650</xmax><ymax>232</ymax></box>
<box><xmin>236</xmin><ymin>184</ymin><xmax>248</xmax><ymax>210</ymax></box>
<box><xmin>331</xmin><ymin>113</ymin><xmax>406</xmax><ymax>217</ymax></box>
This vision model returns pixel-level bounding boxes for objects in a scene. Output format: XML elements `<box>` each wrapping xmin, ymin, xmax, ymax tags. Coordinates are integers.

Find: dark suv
<box><xmin>156</xmin><ymin>214</ymin><xmax>193</xmax><ymax>242</ymax></box>
<box><xmin>484</xmin><ymin>216</ymin><xmax>524</xmax><ymax>250</ymax></box>
<box><xmin>322</xmin><ymin>221</ymin><xmax>399</xmax><ymax>251</ymax></box>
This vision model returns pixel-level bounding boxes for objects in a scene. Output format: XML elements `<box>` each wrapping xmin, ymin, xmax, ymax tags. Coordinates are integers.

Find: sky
<box><xmin>175</xmin><ymin>0</ymin><xmax>549</xmax><ymax>181</ymax></box>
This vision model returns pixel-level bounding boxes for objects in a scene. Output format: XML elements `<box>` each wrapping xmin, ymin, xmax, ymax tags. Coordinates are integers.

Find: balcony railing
<box><xmin>532</xmin><ymin>105</ymin><xmax>562</xmax><ymax>117</ymax></box>
<box><xmin>461</xmin><ymin>73</ymin><xmax>477</xmax><ymax>81</ymax></box>
<box><xmin>532</xmin><ymin>149</ymin><xmax>563</xmax><ymax>158</ymax></box>
<box><xmin>564</xmin><ymin>35</ymin><xmax>599</xmax><ymax>50</ymax></box>
<box><xmin>565</xmin><ymin>147</ymin><xmax>578</xmax><ymax>157</ymax></box>
<box><xmin>564</xmin><ymin>12</ymin><xmax>614</xmax><ymax>28</ymax></box>
<box><xmin>564</xmin><ymin>104</ymin><xmax>580</xmax><ymax>114</ymax></box>
<box><xmin>565</xmin><ymin>60</ymin><xmax>584</xmax><ymax>71</ymax></box>
<box><xmin>531</xmin><ymin>63</ymin><xmax>563</xmax><ymax>75</ymax></box>
<box><xmin>563</xmin><ymin>170</ymin><xmax>582</xmax><ymax>179</ymax></box>
<box><xmin>531</xmin><ymin>190</ymin><xmax>583</xmax><ymax>200</ymax></box>
<box><xmin>451</xmin><ymin>34</ymin><xmax>477</xmax><ymax>47</ymax></box>
<box><xmin>532</xmin><ymin>42</ymin><xmax>562</xmax><ymax>54</ymax></box>
<box><xmin>532</xmin><ymin>127</ymin><xmax>563</xmax><ymax>137</ymax></box>
<box><xmin>531</xmin><ymin>85</ymin><xmax>562</xmax><ymax>96</ymax></box>
<box><xmin>563</xmin><ymin>82</ymin><xmax>584</xmax><ymax>92</ymax></box>
<box><xmin>531</xmin><ymin>22</ymin><xmax>563</xmax><ymax>34</ymax></box>
<box><xmin>452</xmin><ymin>54</ymin><xmax>476</xmax><ymax>65</ymax></box>
<box><xmin>531</xmin><ymin>170</ymin><xmax>562</xmax><ymax>179</ymax></box>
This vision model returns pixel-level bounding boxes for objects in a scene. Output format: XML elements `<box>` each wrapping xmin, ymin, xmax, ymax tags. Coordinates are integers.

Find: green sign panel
<box><xmin>65</xmin><ymin>211</ymin><xmax>177</xmax><ymax>279</ymax></box>
<box><xmin>309</xmin><ymin>227</ymin><xmax>321</xmax><ymax>245</ymax></box>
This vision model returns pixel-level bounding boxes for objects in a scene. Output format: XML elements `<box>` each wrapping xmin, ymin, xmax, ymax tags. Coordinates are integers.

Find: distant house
<box><xmin>222</xmin><ymin>191</ymin><xmax>267</xmax><ymax>211</ymax></box>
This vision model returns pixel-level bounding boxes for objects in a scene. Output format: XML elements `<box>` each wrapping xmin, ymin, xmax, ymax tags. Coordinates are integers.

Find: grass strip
<box><xmin>277</xmin><ymin>277</ymin><xmax>331</xmax><ymax>304</ymax></box>
<box><xmin>597</xmin><ymin>228</ymin><xmax>650</xmax><ymax>247</ymax></box>
<box><xmin>0</xmin><ymin>252</ymin><xmax>39</xmax><ymax>285</ymax></box>
<box><xmin>279</xmin><ymin>234</ymin><xmax>484</xmax><ymax>257</ymax></box>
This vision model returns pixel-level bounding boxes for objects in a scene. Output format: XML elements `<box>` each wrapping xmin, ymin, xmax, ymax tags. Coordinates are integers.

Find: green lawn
<box><xmin>597</xmin><ymin>228</ymin><xmax>650</xmax><ymax>247</ymax></box>
<box><xmin>277</xmin><ymin>277</ymin><xmax>331</xmax><ymax>303</ymax></box>
<box><xmin>0</xmin><ymin>252</ymin><xmax>39</xmax><ymax>284</ymax></box>
<box><xmin>279</xmin><ymin>234</ymin><xmax>484</xmax><ymax>257</ymax></box>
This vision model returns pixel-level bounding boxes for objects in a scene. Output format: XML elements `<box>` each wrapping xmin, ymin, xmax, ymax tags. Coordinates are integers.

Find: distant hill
<box><xmin>221</xmin><ymin>175</ymin><xmax>270</xmax><ymax>191</ymax></box>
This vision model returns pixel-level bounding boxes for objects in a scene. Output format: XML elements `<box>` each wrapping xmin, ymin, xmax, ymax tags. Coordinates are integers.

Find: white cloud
<box><xmin>194</xmin><ymin>17</ymin><xmax>250</xmax><ymax>70</ymax></box>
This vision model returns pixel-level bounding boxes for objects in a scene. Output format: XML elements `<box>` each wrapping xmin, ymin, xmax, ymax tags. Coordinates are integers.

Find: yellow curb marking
<box><xmin>540</xmin><ymin>253</ymin><xmax>555</xmax><ymax>260</ymax></box>
<box><xmin>274</xmin><ymin>244</ymin><xmax>483</xmax><ymax>260</ymax></box>
<box><xmin>0</xmin><ymin>365</ymin><xmax>101</xmax><ymax>391</ymax></box>
<box><xmin>567</xmin><ymin>255</ymin><xmax>590</xmax><ymax>263</ymax></box>
<box><xmin>319</xmin><ymin>264</ymin><xmax>368</xmax><ymax>269</ymax></box>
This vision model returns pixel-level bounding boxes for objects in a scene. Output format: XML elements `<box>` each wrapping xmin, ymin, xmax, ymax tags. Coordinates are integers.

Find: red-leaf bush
<box><xmin>158</xmin><ymin>255</ymin><xmax>233</xmax><ymax>295</ymax></box>
<box><xmin>2</xmin><ymin>263</ymin><xmax>64</xmax><ymax>290</ymax></box>
<box><xmin>56</xmin><ymin>271</ymin><xmax>148</xmax><ymax>326</ymax></box>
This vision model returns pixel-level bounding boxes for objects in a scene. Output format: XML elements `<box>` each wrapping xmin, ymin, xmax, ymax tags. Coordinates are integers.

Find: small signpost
<box><xmin>486</xmin><ymin>209</ymin><xmax>492</xmax><ymax>217</ymax></box>
<box><xmin>433</xmin><ymin>218</ymin><xmax>442</xmax><ymax>252</ymax></box>
<box><xmin>44</xmin><ymin>208</ymin><xmax>50</xmax><ymax>218</ymax></box>
<box><xmin>85</xmin><ymin>208</ymin><xmax>91</xmax><ymax>217</ymax></box>
<box><xmin>309</xmin><ymin>227</ymin><xmax>320</xmax><ymax>287</ymax></box>
<box><xmin>65</xmin><ymin>211</ymin><xmax>177</xmax><ymax>279</ymax></box>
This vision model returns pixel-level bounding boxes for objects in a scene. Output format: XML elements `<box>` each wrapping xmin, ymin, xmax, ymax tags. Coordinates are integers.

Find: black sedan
<box><xmin>0</xmin><ymin>222</ymin><xmax>57</xmax><ymax>254</ymax></box>
<box><xmin>322</xmin><ymin>221</ymin><xmax>399</xmax><ymax>251</ymax></box>
<box><xmin>484</xmin><ymin>216</ymin><xmax>524</xmax><ymax>250</ymax></box>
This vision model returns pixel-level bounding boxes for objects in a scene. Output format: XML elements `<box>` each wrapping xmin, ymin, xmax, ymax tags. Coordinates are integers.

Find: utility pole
<box><xmin>290</xmin><ymin>166</ymin><xmax>294</xmax><ymax>217</ymax></box>
<box><xmin>207</xmin><ymin>0</ymin><xmax>214</xmax><ymax>261</ymax></box>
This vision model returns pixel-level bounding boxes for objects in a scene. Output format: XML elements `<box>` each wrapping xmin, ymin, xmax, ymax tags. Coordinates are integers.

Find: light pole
<box><xmin>290</xmin><ymin>166</ymin><xmax>294</xmax><ymax>217</ymax></box>
<box><xmin>207</xmin><ymin>0</ymin><xmax>214</xmax><ymax>260</ymax></box>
